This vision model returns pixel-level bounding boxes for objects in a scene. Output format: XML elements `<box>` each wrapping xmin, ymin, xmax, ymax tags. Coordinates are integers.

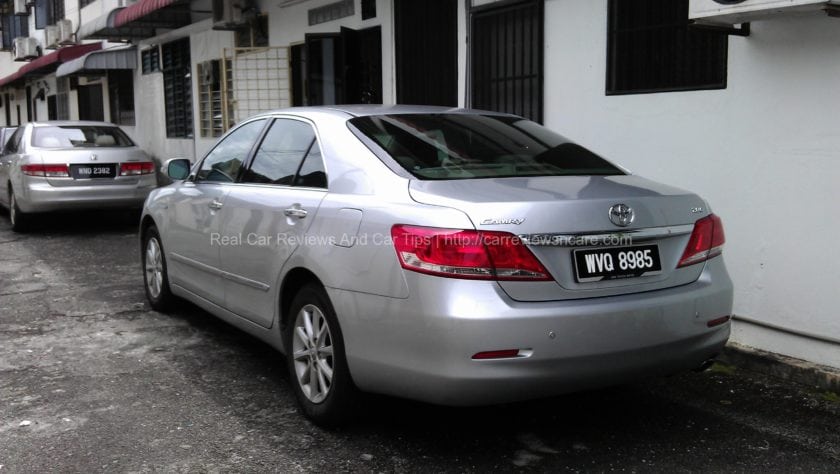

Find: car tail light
<box><xmin>678</xmin><ymin>214</ymin><xmax>726</xmax><ymax>268</ymax></box>
<box><xmin>391</xmin><ymin>225</ymin><xmax>551</xmax><ymax>281</ymax></box>
<box><xmin>119</xmin><ymin>162</ymin><xmax>155</xmax><ymax>176</ymax></box>
<box><xmin>21</xmin><ymin>164</ymin><xmax>69</xmax><ymax>177</ymax></box>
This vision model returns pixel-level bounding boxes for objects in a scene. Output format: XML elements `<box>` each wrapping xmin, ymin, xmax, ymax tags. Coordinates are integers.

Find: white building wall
<box><xmin>543</xmin><ymin>0</ymin><xmax>840</xmax><ymax>367</ymax></box>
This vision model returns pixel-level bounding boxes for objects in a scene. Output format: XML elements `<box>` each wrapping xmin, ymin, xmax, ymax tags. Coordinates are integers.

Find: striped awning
<box><xmin>0</xmin><ymin>42</ymin><xmax>104</xmax><ymax>88</ymax></box>
<box><xmin>114</xmin><ymin>0</ymin><xmax>178</xmax><ymax>27</ymax></box>
<box><xmin>56</xmin><ymin>46</ymin><xmax>136</xmax><ymax>77</ymax></box>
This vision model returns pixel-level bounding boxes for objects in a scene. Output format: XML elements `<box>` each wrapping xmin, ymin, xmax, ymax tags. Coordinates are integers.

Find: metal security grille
<box><xmin>471</xmin><ymin>0</ymin><xmax>544</xmax><ymax>123</ymax></box>
<box><xmin>221</xmin><ymin>47</ymin><xmax>290</xmax><ymax>130</ymax></box>
<box><xmin>607</xmin><ymin>0</ymin><xmax>728</xmax><ymax>95</ymax></box>
<box><xmin>55</xmin><ymin>77</ymin><xmax>70</xmax><ymax>120</ymax></box>
<box><xmin>162</xmin><ymin>39</ymin><xmax>193</xmax><ymax>138</ymax></box>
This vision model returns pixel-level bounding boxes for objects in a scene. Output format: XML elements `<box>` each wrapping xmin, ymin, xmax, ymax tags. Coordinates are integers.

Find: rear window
<box><xmin>31</xmin><ymin>126</ymin><xmax>135</xmax><ymax>149</ymax></box>
<box><xmin>349</xmin><ymin>114</ymin><xmax>624</xmax><ymax>180</ymax></box>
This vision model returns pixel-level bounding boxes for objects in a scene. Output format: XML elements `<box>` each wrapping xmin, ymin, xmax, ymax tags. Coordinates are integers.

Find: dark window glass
<box><xmin>607</xmin><ymin>0</ymin><xmax>728</xmax><ymax>94</ymax></box>
<box><xmin>162</xmin><ymin>39</ymin><xmax>193</xmax><ymax>138</ymax></box>
<box><xmin>361</xmin><ymin>0</ymin><xmax>376</xmax><ymax>20</ymax></box>
<box><xmin>141</xmin><ymin>47</ymin><xmax>160</xmax><ymax>74</ymax></box>
<box><xmin>295</xmin><ymin>141</ymin><xmax>327</xmax><ymax>188</ymax></box>
<box><xmin>471</xmin><ymin>0</ymin><xmax>543</xmax><ymax>122</ymax></box>
<box><xmin>108</xmin><ymin>70</ymin><xmax>135</xmax><ymax>125</ymax></box>
<box><xmin>235</xmin><ymin>15</ymin><xmax>269</xmax><ymax>47</ymax></box>
<box><xmin>290</xmin><ymin>44</ymin><xmax>306</xmax><ymax>106</ymax></box>
<box><xmin>35</xmin><ymin>0</ymin><xmax>47</xmax><ymax>29</ymax></box>
<box><xmin>350</xmin><ymin>114</ymin><xmax>624</xmax><ymax>181</ymax></box>
<box><xmin>242</xmin><ymin>119</ymin><xmax>316</xmax><ymax>186</ymax></box>
<box><xmin>47</xmin><ymin>0</ymin><xmax>64</xmax><ymax>24</ymax></box>
<box><xmin>1</xmin><ymin>15</ymin><xmax>30</xmax><ymax>51</ymax></box>
<box><xmin>31</xmin><ymin>126</ymin><xmax>134</xmax><ymax>148</ymax></box>
<box><xmin>197</xmin><ymin>119</ymin><xmax>266</xmax><ymax>182</ymax></box>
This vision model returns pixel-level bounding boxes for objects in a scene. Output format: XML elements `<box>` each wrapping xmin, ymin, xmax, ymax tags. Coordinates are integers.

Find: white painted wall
<box><xmin>543</xmin><ymin>0</ymin><xmax>840</xmax><ymax>367</ymax></box>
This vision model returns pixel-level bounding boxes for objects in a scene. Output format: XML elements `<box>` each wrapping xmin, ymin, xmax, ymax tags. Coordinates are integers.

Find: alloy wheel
<box><xmin>145</xmin><ymin>237</ymin><xmax>164</xmax><ymax>299</ymax></box>
<box><xmin>291</xmin><ymin>304</ymin><xmax>335</xmax><ymax>403</ymax></box>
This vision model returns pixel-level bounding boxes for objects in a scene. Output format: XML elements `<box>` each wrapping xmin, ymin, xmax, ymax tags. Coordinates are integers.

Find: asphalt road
<box><xmin>1</xmin><ymin>211</ymin><xmax>839</xmax><ymax>473</ymax></box>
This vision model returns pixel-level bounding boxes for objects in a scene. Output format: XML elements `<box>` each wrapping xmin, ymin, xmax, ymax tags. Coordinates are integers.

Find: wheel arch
<box><xmin>279</xmin><ymin>267</ymin><xmax>327</xmax><ymax>335</ymax></box>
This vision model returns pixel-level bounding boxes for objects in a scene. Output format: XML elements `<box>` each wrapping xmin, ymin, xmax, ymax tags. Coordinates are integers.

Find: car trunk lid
<box><xmin>408</xmin><ymin>175</ymin><xmax>710</xmax><ymax>301</ymax></box>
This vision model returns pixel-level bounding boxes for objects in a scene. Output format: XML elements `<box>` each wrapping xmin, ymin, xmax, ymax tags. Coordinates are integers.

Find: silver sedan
<box><xmin>0</xmin><ymin>121</ymin><xmax>156</xmax><ymax>231</ymax></box>
<box><xmin>140</xmin><ymin>106</ymin><xmax>733</xmax><ymax>425</ymax></box>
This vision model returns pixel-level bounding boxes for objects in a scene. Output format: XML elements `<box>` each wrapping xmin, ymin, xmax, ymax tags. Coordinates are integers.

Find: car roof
<box><xmin>255</xmin><ymin>105</ymin><xmax>519</xmax><ymax>119</ymax></box>
<box><xmin>29</xmin><ymin>121</ymin><xmax>122</xmax><ymax>127</ymax></box>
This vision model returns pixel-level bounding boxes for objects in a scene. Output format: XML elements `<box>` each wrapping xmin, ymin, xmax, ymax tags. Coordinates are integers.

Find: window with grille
<box><xmin>235</xmin><ymin>15</ymin><xmax>269</xmax><ymax>48</ymax></box>
<box><xmin>108</xmin><ymin>70</ymin><xmax>135</xmax><ymax>125</ymax></box>
<box><xmin>56</xmin><ymin>77</ymin><xmax>70</xmax><ymax>120</ymax></box>
<box><xmin>607</xmin><ymin>0</ymin><xmax>728</xmax><ymax>95</ymax></box>
<box><xmin>142</xmin><ymin>47</ymin><xmax>161</xmax><ymax>74</ymax></box>
<box><xmin>1</xmin><ymin>15</ymin><xmax>29</xmax><ymax>50</ymax></box>
<box><xmin>198</xmin><ymin>60</ymin><xmax>234</xmax><ymax>138</ymax></box>
<box><xmin>47</xmin><ymin>0</ymin><xmax>64</xmax><ymax>24</ymax></box>
<box><xmin>162</xmin><ymin>39</ymin><xmax>193</xmax><ymax>139</ymax></box>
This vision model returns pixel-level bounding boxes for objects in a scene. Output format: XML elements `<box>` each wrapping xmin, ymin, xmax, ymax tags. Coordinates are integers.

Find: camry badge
<box><xmin>481</xmin><ymin>218</ymin><xmax>525</xmax><ymax>226</ymax></box>
<box><xmin>608</xmin><ymin>204</ymin><xmax>634</xmax><ymax>227</ymax></box>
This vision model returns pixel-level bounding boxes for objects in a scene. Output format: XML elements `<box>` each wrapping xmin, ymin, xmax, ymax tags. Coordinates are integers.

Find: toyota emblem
<box><xmin>609</xmin><ymin>204</ymin><xmax>635</xmax><ymax>227</ymax></box>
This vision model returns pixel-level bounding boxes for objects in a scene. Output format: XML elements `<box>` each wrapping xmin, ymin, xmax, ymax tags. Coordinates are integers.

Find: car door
<box><xmin>165</xmin><ymin>118</ymin><xmax>268</xmax><ymax>304</ymax></box>
<box><xmin>217</xmin><ymin>117</ymin><xmax>328</xmax><ymax>328</ymax></box>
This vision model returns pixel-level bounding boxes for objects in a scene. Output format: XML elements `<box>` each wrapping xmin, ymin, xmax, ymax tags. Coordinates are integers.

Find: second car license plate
<box><xmin>70</xmin><ymin>164</ymin><xmax>116</xmax><ymax>179</ymax></box>
<box><xmin>573</xmin><ymin>245</ymin><xmax>662</xmax><ymax>282</ymax></box>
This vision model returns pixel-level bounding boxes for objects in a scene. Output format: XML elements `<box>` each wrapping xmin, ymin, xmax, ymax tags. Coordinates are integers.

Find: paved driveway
<box><xmin>1</xmin><ymin>213</ymin><xmax>838</xmax><ymax>472</ymax></box>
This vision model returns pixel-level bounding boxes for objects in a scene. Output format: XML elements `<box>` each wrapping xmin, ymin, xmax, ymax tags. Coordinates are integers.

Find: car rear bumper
<box><xmin>16</xmin><ymin>176</ymin><xmax>156</xmax><ymax>213</ymax></box>
<box><xmin>329</xmin><ymin>256</ymin><xmax>733</xmax><ymax>406</ymax></box>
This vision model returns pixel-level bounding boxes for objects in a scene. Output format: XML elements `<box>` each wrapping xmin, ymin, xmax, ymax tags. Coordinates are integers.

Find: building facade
<box><xmin>0</xmin><ymin>0</ymin><xmax>838</xmax><ymax>368</ymax></box>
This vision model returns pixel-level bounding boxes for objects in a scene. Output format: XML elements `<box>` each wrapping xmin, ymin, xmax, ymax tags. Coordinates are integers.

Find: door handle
<box><xmin>209</xmin><ymin>199</ymin><xmax>224</xmax><ymax>210</ymax></box>
<box><xmin>284</xmin><ymin>207</ymin><xmax>308</xmax><ymax>219</ymax></box>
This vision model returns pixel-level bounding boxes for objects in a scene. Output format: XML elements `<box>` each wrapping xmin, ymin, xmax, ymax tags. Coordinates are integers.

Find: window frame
<box><xmin>605</xmin><ymin>0</ymin><xmax>729</xmax><ymax>96</ymax></box>
<box><xmin>239</xmin><ymin>117</ymin><xmax>328</xmax><ymax>189</ymax></box>
<box><xmin>161</xmin><ymin>38</ymin><xmax>193</xmax><ymax>139</ymax></box>
<box><xmin>193</xmin><ymin>117</ymin><xmax>270</xmax><ymax>184</ymax></box>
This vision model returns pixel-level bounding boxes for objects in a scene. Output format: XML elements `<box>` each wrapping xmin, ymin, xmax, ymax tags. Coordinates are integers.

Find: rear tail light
<box><xmin>391</xmin><ymin>225</ymin><xmax>551</xmax><ymax>281</ymax></box>
<box><xmin>21</xmin><ymin>164</ymin><xmax>69</xmax><ymax>177</ymax></box>
<box><xmin>119</xmin><ymin>162</ymin><xmax>155</xmax><ymax>176</ymax></box>
<box><xmin>678</xmin><ymin>214</ymin><xmax>726</xmax><ymax>268</ymax></box>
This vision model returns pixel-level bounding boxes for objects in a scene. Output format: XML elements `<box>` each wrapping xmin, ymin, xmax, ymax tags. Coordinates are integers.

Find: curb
<box><xmin>719</xmin><ymin>342</ymin><xmax>840</xmax><ymax>393</ymax></box>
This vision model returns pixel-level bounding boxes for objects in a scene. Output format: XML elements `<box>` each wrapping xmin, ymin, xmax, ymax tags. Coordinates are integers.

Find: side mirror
<box><xmin>165</xmin><ymin>158</ymin><xmax>192</xmax><ymax>181</ymax></box>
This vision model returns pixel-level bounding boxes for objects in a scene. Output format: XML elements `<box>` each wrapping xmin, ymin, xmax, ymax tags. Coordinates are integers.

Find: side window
<box><xmin>295</xmin><ymin>141</ymin><xmax>327</xmax><ymax>188</ymax></box>
<box><xmin>196</xmin><ymin>119</ymin><xmax>266</xmax><ymax>182</ymax></box>
<box><xmin>242</xmin><ymin>119</ymin><xmax>317</xmax><ymax>186</ymax></box>
<box><xmin>5</xmin><ymin>128</ymin><xmax>22</xmax><ymax>154</ymax></box>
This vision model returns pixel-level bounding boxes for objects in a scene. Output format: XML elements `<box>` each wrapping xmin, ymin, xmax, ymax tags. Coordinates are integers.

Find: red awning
<box><xmin>114</xmin><ymin>0</ymin><xmax>177</xmax><ymax>27</ymax></box>
<box><xmin>0</xmin><ymin>42</ymin><xmax>103</xmax><ymax>88</ymax></box>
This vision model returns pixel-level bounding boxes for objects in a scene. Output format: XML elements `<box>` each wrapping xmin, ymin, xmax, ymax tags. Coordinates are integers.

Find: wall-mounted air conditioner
<box><xmin>690</xmin><ymin>0</ymin><xmax>840</xmax><ymax>25</ymax></box>
<box><xmin>57</xmin><ymin>19</ymin><xmax>75</xmax><ymax>45</ymax></box>
<box><xmin>14</xmin><ymin>0</ymin><xmax>28</xmax><ymax>15</ymax></box>
<box><xmin>212</xmin><ymin>0</ymin><xmax>249</xmax><ymax>30</ymax></box>
<box><xmin>13</xmin><ymin>37</ymin><xmax>40</xmax><ymax>61</ymax></box>
<box><xmin>45</xmin><ymin>25</ymin><xmax>60</xmax><ymax>49</ymax></box>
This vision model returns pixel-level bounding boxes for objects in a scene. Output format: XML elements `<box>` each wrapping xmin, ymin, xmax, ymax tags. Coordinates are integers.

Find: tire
<box><xmin>9</xmin><ymin>189</ymin><xmax>28</xmax><ymax>233</ymax></box>
<box><xmin>285</xmin><ymin>284</ymin><xmax>359</xmax><ymax>426</ymax></box>
<box><xmin>142</xmin><ymin>225</ymin><xmax>175</xmax><ymax>311</ymax></box>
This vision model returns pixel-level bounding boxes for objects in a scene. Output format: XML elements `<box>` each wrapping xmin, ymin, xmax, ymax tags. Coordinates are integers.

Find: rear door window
<box><xmin>349</xmin><ymin>114</ymin><xmax>624</xmax><ymax>180</ymax></box>
<box><xmin>241</xmin><ymin>118</ymin><xmax>327</xmax><ymax>188</ymax></box>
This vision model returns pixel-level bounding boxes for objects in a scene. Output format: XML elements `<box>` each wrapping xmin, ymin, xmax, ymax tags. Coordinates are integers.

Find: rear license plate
<box><xmin>573</xmin><ymin>244</ymin><xmax>662</xmax><ymax>283</ymax></box>
<box><xmin>70</xmin><ymin>164</ymin><xmax>116</xmax><ymax>179</ymax></box>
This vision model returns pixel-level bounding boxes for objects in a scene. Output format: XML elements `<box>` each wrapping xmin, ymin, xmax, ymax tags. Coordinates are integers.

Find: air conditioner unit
<box><xmin>212</xmin><ymin>0</ymin><xmax>249</xmax><ymax>30</ymax></box>
<box><xmin>12</xmin><ymin>37</ymin><xmax>40</xmax><ymax>61</ymax></box>
<box><xmin>57</xmin><ymin>19</ymin><xmax>75</xmax><ymax>45</ymax></box>
<box><xmin>13</xmin><ymin>0</ymin><xmax>27</xmax><ymax>15</ymax></box>
<box><xmin>45</xmin><ymin>25</ymin><xmax>60</xmax><ymax>49</ymax></box>
<box><xmin>690</xmin><ymin>0</ymin><xmax>840</xmax><ymax>25</ymax></box>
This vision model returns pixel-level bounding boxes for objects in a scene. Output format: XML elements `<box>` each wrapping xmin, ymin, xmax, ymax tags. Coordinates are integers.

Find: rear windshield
<box><xmin>349</xmin><ymin>114</ymin><xmax>624</xmax><ymax>180</ymax></box>
<box><xmin>31</xmin><ymin>126</ymin><xmax>134</xmax><ymax>149</ymax></box>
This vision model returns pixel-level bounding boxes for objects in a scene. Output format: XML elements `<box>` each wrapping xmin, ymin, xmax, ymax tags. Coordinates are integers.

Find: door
<box><xmin>77</xmin><ymin>84</ymin><xmax>105</xmax><ymax>122</ymax></box>
<box><xmin>341</xmin><ymin>26</ymin><xmax>382</xmax><ymax>104</ymax></box>
<box><xmin>0</xmin><ymin>126</ymin><xmax>24</xmax><ymax>206</ymax></box>
<box><xmin>305</xmin><ymin>33</ymin><xmax>344</xmax><ymax>105</ymax></box>
<box><xmin>470</xmin><ymin>0</ymin><xmax>544</xmax><ymax>122</ymax></box>
<box><xmin>218</xmin><ymin>117</ymin><xmax>327</xmax><ymax>328</ymax></box>
<box><xmin>394</xmin><ymin>0</ymin><xmax>457</xmax><ymax>106</ymax></box>
<box><xmin>165</xmin><ymin>119</ymin><xmax>268</xmax><ymax>303</ymax></box>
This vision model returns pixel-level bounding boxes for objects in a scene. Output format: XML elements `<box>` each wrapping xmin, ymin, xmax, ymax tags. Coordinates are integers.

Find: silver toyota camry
<box><xmin>140</xmin><ymin>106</ymin><xmax>733</xmax><ymax>425</ymax></box>
<box><xmin>0</xmin><ymin>121</ymin><xmax>156</xmax><ymax>231</ymax></box>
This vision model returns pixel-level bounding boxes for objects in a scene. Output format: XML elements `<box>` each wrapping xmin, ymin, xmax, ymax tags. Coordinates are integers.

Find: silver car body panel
<box><xmin>142</xmin><ymin>106</ymin><xmax>734</xmax><ymax>406</ymax></box>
